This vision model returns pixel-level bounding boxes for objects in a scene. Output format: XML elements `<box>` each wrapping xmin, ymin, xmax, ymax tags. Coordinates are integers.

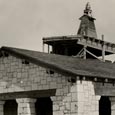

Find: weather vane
<box><xmin>84</xmin><ymin>2</ymin><xmax>92</xmax><ymax>17</ymax></box>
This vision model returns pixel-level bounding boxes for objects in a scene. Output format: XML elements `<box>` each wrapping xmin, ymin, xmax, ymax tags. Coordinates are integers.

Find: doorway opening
<box><xmin>99</xmin><ymin>96</ymin><xmax>111</xmax><ymax>115</ymax></box>
<box><xmin>35</xmin><ymin>97</ymin><xmax>53</xmax><ymax>115</ymax></box>
<box><xmin>4</xmin><ymin>100</ymin><xmax>17</xmax><ymax>115</ymax></box>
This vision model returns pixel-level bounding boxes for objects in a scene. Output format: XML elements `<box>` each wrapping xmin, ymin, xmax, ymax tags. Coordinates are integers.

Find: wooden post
<box><xmin>102</xmin><ymin>35</ymin><xmax>105</xmax><ymax>62</ymax></box>
<box><xmin>83</xmin><ymin>45</ymin><xmax>86</xmax><ymax>59</ymax></box>
<box><xmin>42</xmin><ymin>43</ymin><xmax>45</xmax><ymax>52</ymax></box>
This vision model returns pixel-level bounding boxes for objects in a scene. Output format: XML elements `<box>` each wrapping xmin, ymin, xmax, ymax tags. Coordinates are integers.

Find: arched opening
<box><xmin>99</xmin><ymin>96</ymin><xmax>111</xmax><ymax>115</ymax></box>
<box><xmin>35</xmin><ymin>97</ymin><xmax>53</xmax><ymax>115</ymax></box>
<box><xmin>4</xmin><ymin>100</ymin><xmax>17</xmax><ymax>115</ymax></box>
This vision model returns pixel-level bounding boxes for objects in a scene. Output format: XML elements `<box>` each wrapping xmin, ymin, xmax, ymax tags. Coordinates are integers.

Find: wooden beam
<box><xmin>0</xmin><ymin>89</ymin><xmax>56</xmax><ymax>100</ymax></box>
<box><xmin>86</xmin><ymin>49</ymin><xmax>102</xmax><ymax>61</ymax></box>
<box><xmin>76</xmin><ymin>48</ymin><xmax>84</xmax><ymax>57</ymax></box>
<box><xmin>42</xmin><ymin>43</ymin><xmax>45</xmax><ymax>52</ymax></box>
<box><xmin>95</xmin><ymin>83</ymin><xmax>115</xmax><ymax>96</ymax></box>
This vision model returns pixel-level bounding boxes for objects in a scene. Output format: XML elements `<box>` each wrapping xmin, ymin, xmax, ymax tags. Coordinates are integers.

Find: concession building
<box><xmin>0</xmin><ymin>2</ymin><xmax>115</xmax><ymax>115</ymax></box>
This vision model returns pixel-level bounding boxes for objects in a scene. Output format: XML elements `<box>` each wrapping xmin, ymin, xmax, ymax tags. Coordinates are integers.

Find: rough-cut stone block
<box><xmin>65</xmin><ymin>102</ymin><xmax>71</xmax><ymax>111</ymax></box>
<box><xmin>71</xmin><ymin>93</ymin><xmax>77</xmax><ymax>101</ymax></box>
<box><xmin>53</xmin><ymin>111</ymin><xmax>63</xmax><ymax>115</ymax></box>
<box><xmin>77</xmin><ymin>92</ymin><xmax>84</xmax><ymax>101</ymax></box>
<box><xmin>71</xmin><ymin>102</ymin><xmax>78</xmax><ymax>113</ymax></box>
<box><xmin>70</xmin><ymin>85</ymin><xmax>77</xmax><ymax>93</ymax></box>
<box><xmin>77</xmin><ymin>85</ymin><xmax>84</xmax><ymax>92</ymax></box>
<box><xmin>53</xmin><ymin>104</ymin><xmax>59</xmax><ymax>111</ymax></box>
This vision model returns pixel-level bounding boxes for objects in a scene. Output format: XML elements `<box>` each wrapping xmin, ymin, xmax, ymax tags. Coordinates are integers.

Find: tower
<box><xmin>43</xmin><ymin>3</ymin><xmax>115</xmax><ymax>61</ymax></box>
<box><xmin>77</xmin><ymin>2</ymin><xmax>97</xmax><ymax>38</ymax></box>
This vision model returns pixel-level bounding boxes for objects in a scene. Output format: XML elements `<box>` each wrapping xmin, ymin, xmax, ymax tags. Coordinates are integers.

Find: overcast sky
<box><xmin>0</xmin><ymin>0</ymin><xmax>115</xmax><ymax>58</ymax></box>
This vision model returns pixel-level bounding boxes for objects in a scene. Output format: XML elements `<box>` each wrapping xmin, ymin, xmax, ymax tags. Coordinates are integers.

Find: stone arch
<box><xmin>99</xmin><ymin>96</ymin><xmax>111</xmax><ymax>115</ymax></box>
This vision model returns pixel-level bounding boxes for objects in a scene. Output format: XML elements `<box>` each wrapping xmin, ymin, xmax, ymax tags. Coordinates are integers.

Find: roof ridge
<box><xmin>1</xmin><ymin>46</ymin><xmax>115</xmax><ymax>80</ymax></box>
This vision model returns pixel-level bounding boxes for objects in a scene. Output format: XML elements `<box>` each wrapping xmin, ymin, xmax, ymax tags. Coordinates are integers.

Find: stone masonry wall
<box><xmin>51</xmin><ymin>80</ymin><xmax>100</xmax><ymax>115</ymax></box>
<box><xmin>76</xmin><ymin>81</ymin><xmax>100</xmax><ymax>115</ymax></box>
<box><xmin>0</xmin><ymin>55</ymin><xmax>71</xmax><ymax>93</ymax></box>
<box><xmin>0</xmin><ymin>55</ymin><xmax>100</xmax><ymax>115</ymax></box>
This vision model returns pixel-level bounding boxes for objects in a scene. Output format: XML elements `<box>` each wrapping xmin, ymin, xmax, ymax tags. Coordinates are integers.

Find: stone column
<box><xmin>110</xmin><ymin>97</ymin><xmax>115</xmax><ymax>115</ymax></box>
<box><xmin>51</xmin><ymin>96</ymin><xmax>64</xmax><ymax>115</ymax></box>
<box><xmin>77</xmin><ymin>81</ymin><xmax>100</xmax><ymax>115</ymax></box>
<box><xmin>16</xmin><ymin>98</ymin><xmax>36</xmax><ymax>115</ymax></box>
<box><xmin>51</xmin><ymin>85</ymin><xmax>78</xmax><ymax>115</ymax></box>
<box><xmin>0</xmin><ymin>101</ymin><xmax>5</xmax><ymax>115</ymax></box>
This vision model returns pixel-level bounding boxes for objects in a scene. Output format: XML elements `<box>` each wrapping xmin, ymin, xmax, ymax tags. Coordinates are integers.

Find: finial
<box><xmin>84</xmin><ymin>2</ymin><xmax>92</xmax><ymax>17</ymax></box>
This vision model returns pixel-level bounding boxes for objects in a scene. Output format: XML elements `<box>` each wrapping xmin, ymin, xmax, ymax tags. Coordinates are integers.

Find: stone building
<box><xmin>0</xmin><ymin>2</ymin><xmax>115</xmax><ymax>115</ymax></box>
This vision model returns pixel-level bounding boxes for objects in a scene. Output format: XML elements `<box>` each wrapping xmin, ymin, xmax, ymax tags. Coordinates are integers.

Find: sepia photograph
<box><xmin>0</xmin><ymin>0</ymin><xmax>114</xmax><ymax>115</ymax></box>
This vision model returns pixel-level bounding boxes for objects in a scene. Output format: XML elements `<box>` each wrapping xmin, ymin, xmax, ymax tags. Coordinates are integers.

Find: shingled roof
<box><xmin>1</xmin><ymin>46</ymin><xmax>115</xmax><ymax>80</ymax></box>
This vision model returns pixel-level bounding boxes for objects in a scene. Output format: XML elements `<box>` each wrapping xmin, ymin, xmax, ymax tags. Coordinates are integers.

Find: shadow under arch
<box><xmin>4</xmin><ymin>100</ymin><xmax>17</xmax><ymax>115</ymax></box>
<box><xmin>35</xmin><ymin>97</ymin><xmax>53</xmax><ymax>115</ymax></box>
<box><xmin>99</xmin><ymin>96</ymin><xmax>111</xmax><ymax>115</ymax></box>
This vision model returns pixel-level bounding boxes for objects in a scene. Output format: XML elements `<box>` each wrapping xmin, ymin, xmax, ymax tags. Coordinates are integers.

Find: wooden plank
<box><xmin>95</xmin><ymin>88</ymin><xmax>115</xmax><ymax>96</ymax></box>
<box><xmin>95</xmin><ymin>83</ymin><xmax>115</xmax><ymax>96</ymax></box>
<box><xmin>0</xmin><ymin>89</ymin><xmax>56</xmax><ymax>100</ymax></box>
<box><xmin>78</xmin><ymin>41</ymin><xmax>115</xmax><ymax>53</ymax></box>
<box><xmin>102</xmin><ymin>35</ymin><xmax>105</xmax><ymax>62</ymax></box>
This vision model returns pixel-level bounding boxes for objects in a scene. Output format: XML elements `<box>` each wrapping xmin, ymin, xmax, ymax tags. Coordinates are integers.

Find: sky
<box><xmin>0</xmin><ymin>0</ymin><xmax>115</xmax><ymax>60</ymax></box>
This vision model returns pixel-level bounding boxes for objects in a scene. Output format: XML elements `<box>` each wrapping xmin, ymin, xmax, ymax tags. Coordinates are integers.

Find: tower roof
<box><xmin>77</xmin><ymin>2</ymin><xmax>97</xmax><ymax>38</ymax></box>
<box><xmin>84</xmin><ymin>2</ymin><xmax>92</xmax><ymax>17</ymax></box>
